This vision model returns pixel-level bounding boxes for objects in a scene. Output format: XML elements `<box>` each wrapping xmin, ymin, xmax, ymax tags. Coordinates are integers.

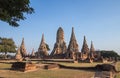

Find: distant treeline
<box><xmin>98</xmin><ymin>50</ymin><xmax>120</xmax><ymax>58</ymax></box>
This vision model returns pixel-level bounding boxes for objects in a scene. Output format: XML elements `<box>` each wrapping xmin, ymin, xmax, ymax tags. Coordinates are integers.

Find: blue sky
<box><xmin>1</xmin><ymin>0</ymin><xmax>120</xmax><ymax>54</ymax></box>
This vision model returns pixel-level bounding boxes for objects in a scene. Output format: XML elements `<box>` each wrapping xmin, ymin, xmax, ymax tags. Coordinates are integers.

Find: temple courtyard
<box><xmin>0</xmin><ymin>60</ymin><xmax>120</xmax><ymax>78</ymax></box>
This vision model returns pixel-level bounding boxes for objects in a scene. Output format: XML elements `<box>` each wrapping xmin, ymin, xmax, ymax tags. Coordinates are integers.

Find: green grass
<box><xmin>57</xmin><ymin>62</ymin><xmax>103</xmax><ymax>67</ymax></box>
<box><xmin>0</xmin><ymin>63</ymin><xmax>94</xmax><ymax>78</ymax></box>
<box><xmin>114</xmin><ymin>62</ymin><xmax>120</xmax><ymax>78</ymax></box>
<box><xmin>0</xmin><ymin>62</ymin><xmax>95</xmax><ymax>78</ymax></box>
<box><xmin>0</xmin><ymin>61</ymin><xmax>120</xmax><ymax>78</ymax></box>
<box><xmin>0</xmin><ymin>68</ymin><xmax>94</xmax><ymax>78</ymax></box>
<box><xmin>0</xmin><ymin>63</ymin><xmax>11</xmax><ymax>69</ymax></box>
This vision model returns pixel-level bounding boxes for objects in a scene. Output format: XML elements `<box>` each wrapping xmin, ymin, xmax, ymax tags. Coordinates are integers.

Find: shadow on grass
<box><xmin>44</xmin><ymin>62</ymin><xmax>120</xmax><ymax>73</ymax></box>
<box><xmin>43</xmin><ymin>62</ymin><xmax>96</xmax><ymax>72</ymax></box>
<box><xmin>57</xmin><ymin>63</ymin><xmax>119</xmax><ymax>78</ymax></box>
<box><xmin>58</xmin><ymin>64</ymin><xmax>96</xmax><ymax>72</ymax></box>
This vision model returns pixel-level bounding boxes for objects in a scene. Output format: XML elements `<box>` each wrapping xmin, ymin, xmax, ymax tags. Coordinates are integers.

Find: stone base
<box><xmin>11</xmin><ymin>62</ymin><xmax>36</xmax><ymax>72</ymax></box>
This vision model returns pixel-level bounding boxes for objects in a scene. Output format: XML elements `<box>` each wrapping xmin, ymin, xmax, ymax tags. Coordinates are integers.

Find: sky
<box><xmin>0</xmin><ymin>0</ymin><xmax>120</xmax><ymax>54</ymax></box>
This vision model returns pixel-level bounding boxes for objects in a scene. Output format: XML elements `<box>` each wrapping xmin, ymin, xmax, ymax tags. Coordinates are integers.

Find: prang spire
<box><xmin>20</xmin><ymin>38</ymin><xmax>27</xmax><ymax>57</ymax></box>
<box><xmin>40</xmin><ymin>34</ymin><xmax>45</xmax><ymax>45</ymax></box>
<box><xmin>81</xmin><ymin>36</ymin><xmax>89</xmax><ymax>54</ymax></box>
<box><xmin>90</xmin><ymin>41</ymin><xmax>95</xmax><ymax>52</ymax></box>
<box><xmin>67</xmin><ymin>27</ymin><xmax>79</xmax><ymax>52</ymax></box>
<box><xmin>15</xmin><ymin>47</ymin><xmax>22</xmax><ymax>61</ymax></box>
<box><xmin>90</xmin><ymin>41</ymin><xmax>95</xmax><ymax>58</ymax></box>
<box><xmin>51</xmin><ymin>27</ymin><xmax>67</xmax><ymax>56</ymax></box>
<box><xmin>17</xmin><ymin>47</ymin><xmax>21</xmax><ymax>55</ymax></box>
<box><xmin>56</xmin><ymin>27</ymin><xmax>64</xmax><ymax>43</ymax></box>
<box><xmin>71</xmin><ymin>27</ymin><xmax>76</xmax><ymax>42</ymax></box>
<box><xmin>84</xmin><ymin>36</ymin><xmax>87</xmax><ymax>44</ymax></box>
<box><xmin>38</xmin><ymin>34</ymin><xmax>48</xmax><ymax>58</ymax></box>
<box><xmin>21</xmin><ymin>38</ymin><xmax>24</xmax><ymax>45</ymax></box>
<box><xmin>31</xmin><ymin>48</ymin><xmax>35</xmax><ymax>57</ymax></box>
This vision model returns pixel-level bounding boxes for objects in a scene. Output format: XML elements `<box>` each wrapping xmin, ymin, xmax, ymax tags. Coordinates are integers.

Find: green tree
<box><xmin>0</xmin><ymin>38</ymin><xmax>17</xmax><ymax>59</ymax></box>
<box><xmin>100</xmin><ymin>50</ymin><xmax>119</xmax><ymax>58</ymax></box>
<box><xmin>46</xmin><ymin>43</ymin><xmax>50</xmax><ymax>51</ymax></box>
<box><xmin>0</xmin><ymin>0</ymin><xmax>34</xmax><ymax>27</ymax></box>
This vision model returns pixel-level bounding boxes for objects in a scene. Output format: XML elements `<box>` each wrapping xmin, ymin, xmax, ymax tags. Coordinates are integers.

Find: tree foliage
<box><xmin>100</xmin><ymin>50</ymin><xmax>119</xmax><ymax>58</ymax></box>
<box><xmin>0</xmin><ymin>0</ymin><xmax>34</xmax><ymax>27</ymax></box>
<box><xmin>46</xmin><ymin>43</ymin><xmax>50</xmax><ymax>51</ymax></box>
<box><xmin>0</xmin><ymin>37</ymin><xmax>17</xmax><ymax>58</ymax></box>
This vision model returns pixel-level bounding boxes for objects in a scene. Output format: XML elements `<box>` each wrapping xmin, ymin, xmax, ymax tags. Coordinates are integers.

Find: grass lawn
<box><xmin>57</xmin><ymin>62</ymin><xmax>103</xmax><ymax>67</ymax></box>
<box><xmin>114</xmin><ymin>62</ymin><xmax>120</xmax><ymax>78</ymax></box>
<box><xmin>0</xmin><ymin>61</ymin><xmax>119</xmax><ymax>78</ymax></box>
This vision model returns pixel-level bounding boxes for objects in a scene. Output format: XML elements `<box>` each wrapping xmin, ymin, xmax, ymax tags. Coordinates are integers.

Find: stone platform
<box><xmin>11</xmin><ymin>62</ymin><xmax>36</xmax><ymax>72</ymax></box>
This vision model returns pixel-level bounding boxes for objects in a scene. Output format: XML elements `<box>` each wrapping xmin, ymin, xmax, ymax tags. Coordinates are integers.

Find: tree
<box><xmin>0</xmin><ymin>38</ymin><xmax>17</xmax><ymax>59</ymax></box>
<box><xmin>0</xmin><ymin>0</ymin><xmax>34</xmax><ymax>27</ymax></box>
<box><xmin>46</xmin><ymin>43</ymin><xmax>50</xmax><ymax>51</ymax></box>
<box><xmin>100</xmin><ymin>50</ymin><xmax>119</xmax><ymax>58</ymax></box>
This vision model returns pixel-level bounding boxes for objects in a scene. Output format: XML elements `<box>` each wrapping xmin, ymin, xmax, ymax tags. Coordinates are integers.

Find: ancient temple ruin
<box><xmin>66</xmin><ymin>27</ymin><xmax>79</xmax><ymax>59</ymax></box>
<box><xmin>20</xmin><ymin>38</ymin><xmax>27</xmax><ymax>57</ymax></box>
<box><xmin>17</xmin><ymin>27</ymin><xmax>101</xmax><ymax>62</ymax></box>
<box><xmin>50</xmin><ymin>27</ymin><xmax>67</xmax><ymax>58</ymax></box>
<box><xmin>81</xmin><ymin>36</ymin><xmax>89</xmax><ymax>60</ymax></box>
<box><xmin>38</xmin><ymin>34</ymin><xmax>49</xmax><ymax>58</ymax></box>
